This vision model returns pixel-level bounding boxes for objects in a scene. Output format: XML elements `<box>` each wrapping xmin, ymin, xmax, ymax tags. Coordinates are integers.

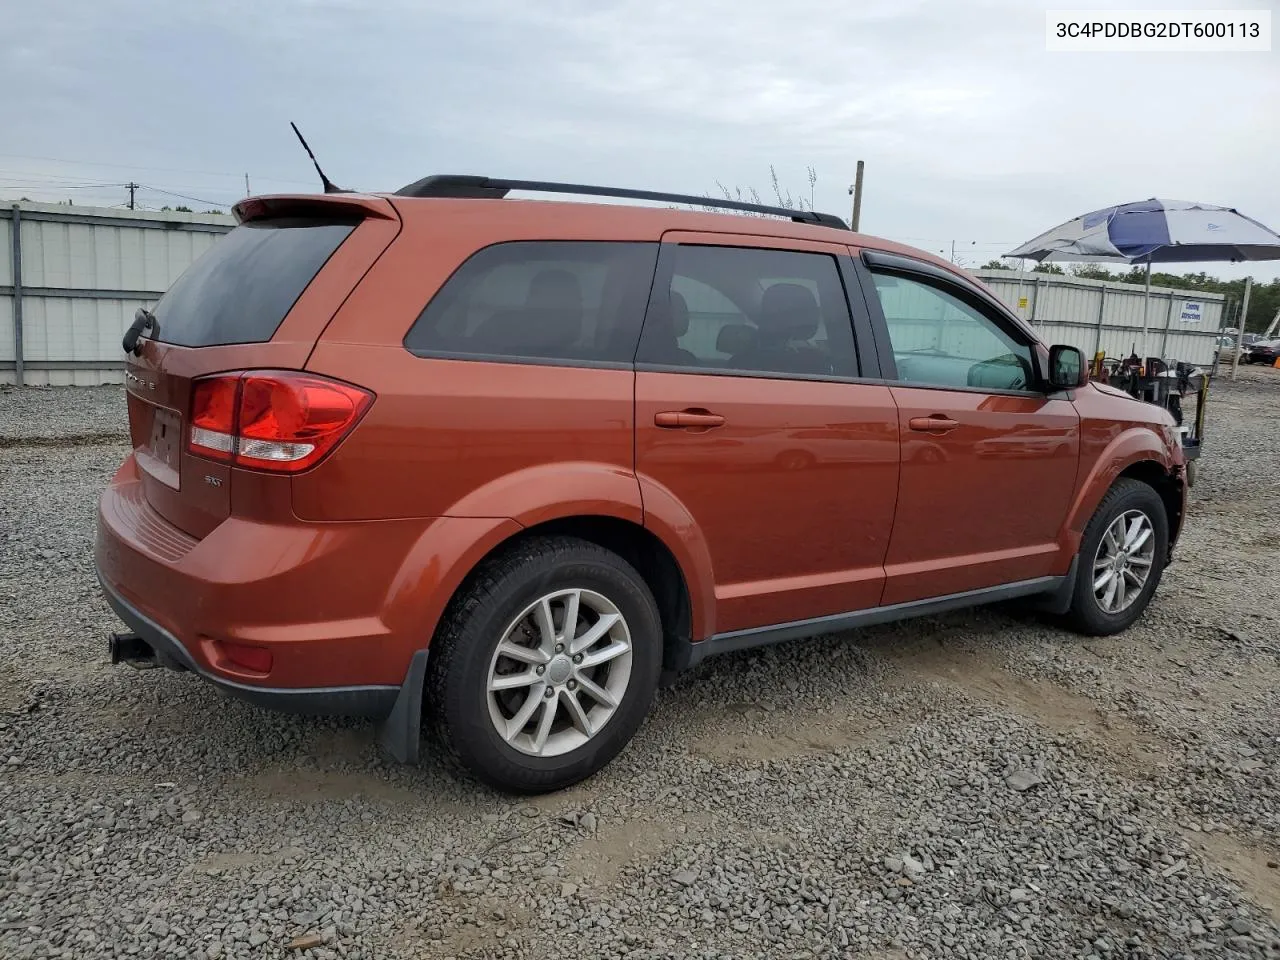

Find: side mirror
<box><xmin>1048</xmin><ymin>344</ymin><xmax>1088</xmax><ymax>389</ymax></box>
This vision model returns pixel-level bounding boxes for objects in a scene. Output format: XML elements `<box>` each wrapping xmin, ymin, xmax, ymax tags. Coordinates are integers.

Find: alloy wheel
<box><xmin>485</xmin><ymin>588</ymin><xmax>633</xmax><ymax>757</ymax></box>
<box><xmin>1092</xmin><ymin>509</ymin><xmax>1157</xmax><ymax>614</ymax></box>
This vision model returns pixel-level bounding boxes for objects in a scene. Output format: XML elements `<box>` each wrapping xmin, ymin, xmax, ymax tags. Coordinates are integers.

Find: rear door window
<box><xmin>636</xmin><ymin>245</ymin><xmax>858</xmax><ymax>378</ymax></box>
<box><xmin>404</xmin><ymin>241</ymin><xmax>659</xmax><ymax>365</ymax></box>
<box><xmin>152</xmin><ymin>217</ymin><xmax>356</xmax><ymax>347</ymax></box>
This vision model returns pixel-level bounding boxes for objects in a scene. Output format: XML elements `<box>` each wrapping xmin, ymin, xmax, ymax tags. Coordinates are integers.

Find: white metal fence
<box><xmin>970</xmin><ymin>269</ymin><xmax>1227</xmax><ymax>366</ymax></box>
<box><xmin>1</xmin><ymin>202</ymin><xmax>233</xmax><ymax>386</ymax></box>
<box><xmin>1</xmin><ymin>202</ymin><xmax>1231</xmax><ymax>385</ymax></box>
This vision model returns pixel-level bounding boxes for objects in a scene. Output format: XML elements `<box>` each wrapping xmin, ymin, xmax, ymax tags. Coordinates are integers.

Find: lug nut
<box><xmin>567</xmin><ymin>680</ymin><xmax>577</xmax><ymax>690</ymax></box>
<box><xmin>555</xmin><ymin>643</ymin><xmax>565</xmax><ymax>653</ymax></box>
<box><xmin>536</xmin><ymin>665</ymin><xmax>545</xmax><ymax>675</ymax></box>
<box><xmin>572</xmin><ymin>654</ymin><xmax>583</xmax><ymax>664</ymax></box>
<box><xmin>544</xmin><ymin>686</ymin><xmax>555</xmax><ymax>698</ymax></box>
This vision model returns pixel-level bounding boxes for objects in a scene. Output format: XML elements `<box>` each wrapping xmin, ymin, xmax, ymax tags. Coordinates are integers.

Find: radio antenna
<box><xmin>290</xmin><ymin>122</ymin><xmax>345</xmax><ymax>194</ymax></box>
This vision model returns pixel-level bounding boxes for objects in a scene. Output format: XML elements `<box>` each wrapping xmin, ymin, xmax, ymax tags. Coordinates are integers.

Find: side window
<box><xmin>637</xmin><ymin>245</ymin><xmax>858</xmax><ymax>378</ymax></box>
<box><xmin>404</xmin><ymin>241</ymin><xmax>658</xmax><ymax>364</ymax></box>
<box><xmin>869</xmin><ymin>271</ymin><xmax>1035</xmax><ymax>391</ymax></box>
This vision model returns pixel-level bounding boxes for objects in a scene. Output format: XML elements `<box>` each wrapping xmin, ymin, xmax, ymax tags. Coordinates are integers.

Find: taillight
<box><xmin>187</xmin><ymin>371</ymin><xmax>373</xmax><ymax>473</ymax></box>
<box><xmin>189</xmin><ymin>375</ymin><xmax>240</xmax><ymax>461</ymax></box>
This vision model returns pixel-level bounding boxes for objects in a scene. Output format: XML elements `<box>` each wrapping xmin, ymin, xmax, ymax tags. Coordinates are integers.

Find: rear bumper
<box><xmin>99</xmin><ymin>573</ymin><xmax>398</xmax><ymax>718</ymax></box>
<box><xmin>95</xmin><ymin>455</ymin><xmax>517</xmax><ymax>708</ymax></box>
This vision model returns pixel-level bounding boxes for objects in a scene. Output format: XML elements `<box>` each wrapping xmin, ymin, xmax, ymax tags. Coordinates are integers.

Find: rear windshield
<box><xmin>151</xmin><ymin>217</ymin><xmax>356</xmax><ymax>347</ymax></box>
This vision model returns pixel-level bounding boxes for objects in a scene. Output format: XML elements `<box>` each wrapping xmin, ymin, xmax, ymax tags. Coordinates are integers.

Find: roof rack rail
<box><xmin>392</xmin><ymin>175</ymin><xmax>849</xmax><ymax>229</ymax></box>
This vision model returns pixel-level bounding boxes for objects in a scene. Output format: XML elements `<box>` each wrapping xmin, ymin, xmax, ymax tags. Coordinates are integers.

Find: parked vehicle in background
<box><xmin>1243</xmin><ymin>339</ymin><xmax>1280</xmax><ymax>365</ymax></box>
<box><xmin>96</xmin><ymin>177</ymin><xmax>1188</xmax><ymax>792</ymax></box>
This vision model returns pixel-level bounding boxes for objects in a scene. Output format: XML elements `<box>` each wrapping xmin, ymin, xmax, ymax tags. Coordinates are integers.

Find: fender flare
<box><xmin>636</xmin><ymin>475</ymin><xmax>717</xmax><ymax>643</ymax></box>
<box><xmin>445</xmin><ymin>462</ymin><xmax>717</xmax><ymax>642</ymax></box>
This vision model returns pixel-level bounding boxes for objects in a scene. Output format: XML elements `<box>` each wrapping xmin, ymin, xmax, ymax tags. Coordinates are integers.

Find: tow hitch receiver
<box><xmin>109</xmin><ymin>632</ymin><xmax>157</xmax><ymax>670</ymax></box>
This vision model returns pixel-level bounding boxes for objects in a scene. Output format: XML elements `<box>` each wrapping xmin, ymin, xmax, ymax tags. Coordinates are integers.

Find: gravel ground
<box><xmin>1</xmin><ymin>373</ymin><xmax>1278</xmax><ymax>960</ymax></box>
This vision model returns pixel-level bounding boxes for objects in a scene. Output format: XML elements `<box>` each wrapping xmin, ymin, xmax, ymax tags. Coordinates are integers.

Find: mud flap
<box><xmin>377</xmin><ymin>649</ymin><xmax>429</xmax><ymax>764</ymax></box>
<box><xmin>1026</xmin><ymin>554</ymin><xmax>1079</xmax><ymax>616</ymax></box>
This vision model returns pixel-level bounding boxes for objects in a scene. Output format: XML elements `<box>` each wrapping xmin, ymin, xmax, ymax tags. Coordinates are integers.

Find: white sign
<box><xmin>1178</xmin><ymin>300</ymin><xmax>1204</xmax><ymax>324</ymax></box>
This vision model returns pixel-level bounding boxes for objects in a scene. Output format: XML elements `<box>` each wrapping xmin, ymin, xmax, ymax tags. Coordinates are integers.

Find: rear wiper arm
<box><xmin>122</xmin><ymin>307</ymin><xmax>157</xmax><ymax>356</ymax></box>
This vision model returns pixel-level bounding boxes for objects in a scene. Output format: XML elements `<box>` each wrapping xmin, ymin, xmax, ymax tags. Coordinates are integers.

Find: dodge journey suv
<box><xmin>97</xmin><ymin>176</ymin><xmax>1187</xmax><ymax>792</ymax></box>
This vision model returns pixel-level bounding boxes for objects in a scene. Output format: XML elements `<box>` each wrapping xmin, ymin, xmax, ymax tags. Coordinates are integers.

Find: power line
<box><xmin>2</xmin><ymin>175</ymin><xmax>241</xmax><ymax>209</ymax></box>
<box><xmin>0</xmin><ymin>179</ymin><xmax>128</xmax><ymax>190</ymax></box>
<box><xmin>0</xmin><ymin>169</ymin><xmax>131</xmax><ymax>186</ymax></box>
<box><xmin>0</xmin><ymin>151</ymin><xmax>315</xmax><ymax>187</ymax></box>
<box><xmin>142</xmin><ymin>185</ymin><xmax>231</xmax><ymax>207</ymax></box>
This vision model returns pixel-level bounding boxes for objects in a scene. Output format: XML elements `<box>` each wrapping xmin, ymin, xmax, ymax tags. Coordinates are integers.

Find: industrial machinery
<box><xmin>1092</xmin><ymin>348</ymin><xmax>1208</xmax><ymax>485</ymax></box>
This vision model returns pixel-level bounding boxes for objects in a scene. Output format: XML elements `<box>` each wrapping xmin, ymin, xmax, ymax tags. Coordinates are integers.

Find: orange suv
<box><xmin>96</xmin><ymin>177</ymin><xmax>1187</xmax><ymax>792</ymax></box>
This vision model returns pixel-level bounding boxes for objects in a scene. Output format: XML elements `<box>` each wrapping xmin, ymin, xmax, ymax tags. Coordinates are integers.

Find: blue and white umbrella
<box><xmin>1005</xmin><ymin>198</ymin><xmax>1280</xmax><ymax>264</ymax></box>
<box><xmin>1005</xmin><ymin>199</ymin><xmax>1280</xmax><ymax>359</ymax></box>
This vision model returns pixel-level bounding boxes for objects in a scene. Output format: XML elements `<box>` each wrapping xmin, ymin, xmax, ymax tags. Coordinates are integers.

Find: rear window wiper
<box><xmin>122</xmin><ymin>307</ymin><xmax>157</xmax><ymax>356</ymax></box>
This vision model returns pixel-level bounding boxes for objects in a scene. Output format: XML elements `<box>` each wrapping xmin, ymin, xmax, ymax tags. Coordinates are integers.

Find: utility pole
<box><xmin>125</xmin><ymin>182</ymin><xmax>139</xmax><ymax>210</ymax></box>
<box><xmin>848</xmin><ymin>160</ymin><xmax>864</xmax><ymax>231</ymax></box>
<box><xmin>950</xmin><ymin>240</ymin><xmax>957</xmax><ymax>263</ymax></box>
<box><xmin>244</xmin><ymin>173</ymin><xmax>251</xmax><ymax>198</ymax></box>
<box><xmin>1230</xmin><ymin>276</ymin><xmax>1252</xmax><ymax>381</ymax></box>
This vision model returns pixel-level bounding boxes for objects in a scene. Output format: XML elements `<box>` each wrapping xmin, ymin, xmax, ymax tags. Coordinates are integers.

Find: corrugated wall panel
<box><xmin>1160</xmin><ymin>333</ymin><xmax>1218</xmax><ymax>365</ymax></box>
<box><xmin>18</xmin><ymin>218</ymin><xmax>223</xmax><ymax>291</ymax></box>
<box><xmin>1039</xmin><ymin>283</ymin><xmax>1101</xmax><ymax>329</ymax></box>
<box><xmin>2</xmin><ymin>204</ymin><xmax>232</xmax><ymax>384</ymax></box>
<box><xmin>972</xmin><ymin>270</ymin><xmax>1225</xmax><ymax>366</ymax></box>
<box><xmin>0</xmin><ymin>217</ymin><xmax>10</xmax><ymax>286</ymax></box>
<box><xmin>0</xmin><ymin>295</ymin><xmax>13</xmax><ymax>362</ymax></box>
<box><xmin>19</xmin><ymin>296</ymin><xmax>156</xmax><ymax>362</ymax></box>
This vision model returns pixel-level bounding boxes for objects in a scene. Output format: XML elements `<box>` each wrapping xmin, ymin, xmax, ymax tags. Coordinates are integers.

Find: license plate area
<box><xmin>139</xmin><ymin>408</ymin><xmax>182</xmax><ymax>489</ymax></box>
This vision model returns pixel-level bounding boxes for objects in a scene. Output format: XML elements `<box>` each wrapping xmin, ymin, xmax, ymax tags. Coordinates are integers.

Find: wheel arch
<box><xmin>1117</xmin><ymin>459</ymin><xmax>1185</xmax><ymax>553</ymax></box>
<box><xmin>436</xmin><ymin>514</ymin><xmax>698</xmax><ymax>677</ymax></box>
<box><xmin>1063</xmin><ymin>427</ymin><xmax>1181</xmax><ymax>548</ymax></box>
<box><xmin>380</xmin><ymin>511</ymin><xmax>700</xmax><ymax>766</ymax></box>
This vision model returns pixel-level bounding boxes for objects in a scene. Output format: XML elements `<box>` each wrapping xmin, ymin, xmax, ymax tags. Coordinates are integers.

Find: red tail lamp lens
<box><xmin>189</xmin><ymin>375</ymin><xmax>240</xmax><ymax>461</ymax></box>
<box><xmin>187</xmin><ymin>371</ymin><xmax>372</xmax><ymax>473</ymax></box>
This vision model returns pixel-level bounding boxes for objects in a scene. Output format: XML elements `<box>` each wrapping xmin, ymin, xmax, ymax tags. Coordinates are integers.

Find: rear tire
<box><xmin>1062</xmin><ymin>478</ymin><xmax>1168</xmax><ymax>636</ymax></box>
<box><xmin>426</xmin><ymin>536</ymin><xmax>662</xmax><ymax>793</ymax></box>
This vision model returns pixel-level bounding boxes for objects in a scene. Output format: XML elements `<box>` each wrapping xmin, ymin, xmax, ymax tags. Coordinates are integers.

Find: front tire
<box><xmin>426</xmin><ymin>537</ymin><xmax>662</xmax><ymax>793</ymax></box>
<box><xmin>1062</xmin><ymin>478</ymin><xmax>1168</xmax><ymax>636</ymax></box>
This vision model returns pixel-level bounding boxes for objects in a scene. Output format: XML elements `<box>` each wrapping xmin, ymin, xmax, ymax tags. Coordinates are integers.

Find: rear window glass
<box><xmin>404</xmin><ymin>241</ymin><xmax>659</xmax><ymax>365</ymax></box>
<box><xmin>151</xmin><ymin>217</ymin><xmax>356</xmax><ymax>347</ymax></box>
<box><xmin>637</xmin><ymin>244</ymin><xmax>858</xmax><ymax>378</ymax></box>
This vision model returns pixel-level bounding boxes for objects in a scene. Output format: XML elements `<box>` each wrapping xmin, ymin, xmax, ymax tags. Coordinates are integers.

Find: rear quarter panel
<box><xmin>296</xmin><ymin>199</ymin><xmax>666</xmax><ymax>523</ymax></box>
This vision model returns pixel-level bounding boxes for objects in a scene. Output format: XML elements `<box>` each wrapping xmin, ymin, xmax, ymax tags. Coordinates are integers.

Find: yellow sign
<box><xmin>1017</xmin><ymin>297</ymin><xmax>1029</xmax><ymax>309</ymax></box>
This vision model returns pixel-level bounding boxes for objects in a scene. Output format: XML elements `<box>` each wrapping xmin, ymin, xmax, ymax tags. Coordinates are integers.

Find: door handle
<box><xmin>908</xmin><ymin>416</ymin><xmax>960</xmax><ymax>433</ymax></box>
<box><xmin>655</xmin><ymin>410</ymin><xmax>726</xmax><ymax>429</ymax></box>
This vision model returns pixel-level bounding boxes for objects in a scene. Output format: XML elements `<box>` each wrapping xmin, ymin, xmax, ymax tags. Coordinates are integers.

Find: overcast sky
<box><xmin>3</xmin><ymin>0</ymin><xmax>1277</xmax><ymax>279</ymax></box>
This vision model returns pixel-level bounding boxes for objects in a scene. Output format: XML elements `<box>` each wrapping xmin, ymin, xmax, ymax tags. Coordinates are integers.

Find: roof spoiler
<box><xmin>393</xmin><ymin>175</ymin><xmax>849</xmax><ymax>229</ymax></box>
<box><xmin>232</xmin><ymin>194</ymin><xmax>398</xmax><ymax>224</ymax></box>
